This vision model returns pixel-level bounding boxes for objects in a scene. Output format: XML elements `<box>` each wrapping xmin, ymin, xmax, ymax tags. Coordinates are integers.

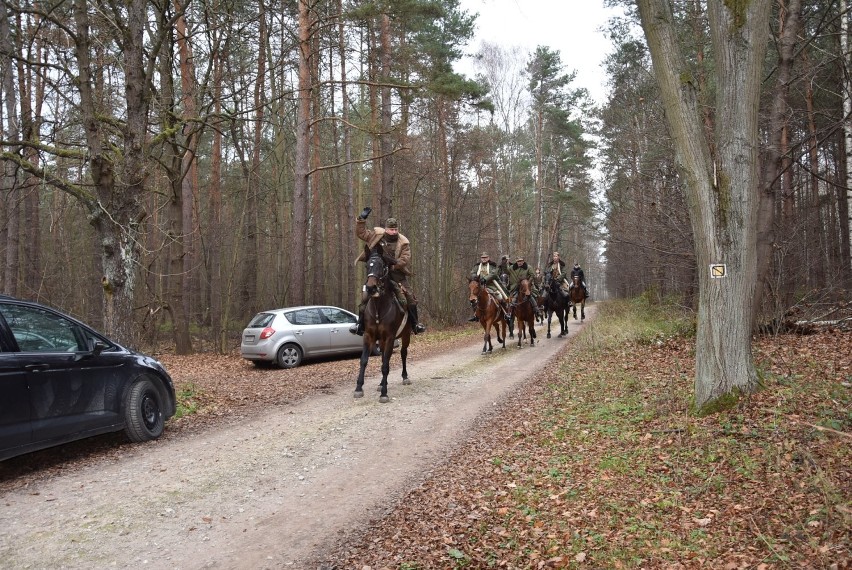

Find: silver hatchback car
<box><xmin>240</xmin><ymin>305</ymin><xmax>367</xmax><ymax>369</ymax></box>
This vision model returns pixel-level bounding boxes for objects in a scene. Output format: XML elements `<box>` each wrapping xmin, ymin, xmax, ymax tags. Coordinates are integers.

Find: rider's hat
<box><xmin>385</xmin><ymin>217</ymin><xmax>399</xmax><ymax>228</ymax></box>
<box><xmin>480</xmin><ymin>252</ymin><xmax>489</xmax><ymax>258</ymax></box>
<box><xmin>516</xmin><ymin>255</ymin><xmax>525</xmax><ymax>262</ymax></box>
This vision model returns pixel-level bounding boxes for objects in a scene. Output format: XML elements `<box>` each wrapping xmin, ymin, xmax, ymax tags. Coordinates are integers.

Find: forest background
<box><xmin>0</xmin><ymin>0</ymin><xmax>850</xmax><ymax>353</ymax></box>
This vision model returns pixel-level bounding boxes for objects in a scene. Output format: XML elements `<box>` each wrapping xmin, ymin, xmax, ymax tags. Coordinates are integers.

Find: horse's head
<box><xmin>468</xmin><ymin>278</ymin><xmax>481</xmax><ymax>306</ymax></box>
<box><xmin>365</xmin><ymin>244</ymin><xmax>388</xmax><ymax>297</ymax></box>
<box><xmin>518</xmin><ymin>278</ymin><xmax>531</xmax><ymax>297</ymax></box>
<box><xmin>571</xmin><ymin>274</ymin><xmax>581</xmax><ymax>286</ymax></box>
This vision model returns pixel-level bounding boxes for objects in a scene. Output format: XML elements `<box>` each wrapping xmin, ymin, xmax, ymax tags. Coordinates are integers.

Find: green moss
<box><xmin>723</xmin><ymin>0</ymin><xmax>750</xmax><ymax>28</ymax></box>
<box><xmin>693</xmin><ymin>387</ymin><xmax>745</xmax><ymax>416</ymax></box>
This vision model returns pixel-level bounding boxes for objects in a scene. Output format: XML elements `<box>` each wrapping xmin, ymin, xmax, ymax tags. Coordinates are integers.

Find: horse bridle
<box><xmin>365</xmin><ymin>253</ymin><xmax>388</xmax><ymax>297</ymax></box>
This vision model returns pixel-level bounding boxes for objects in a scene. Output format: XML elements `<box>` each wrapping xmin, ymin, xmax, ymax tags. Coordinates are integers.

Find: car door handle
<box><xmin>24</xmin><ymin>364</ymin><xmax>50</xmax><ymax>372</ymax></box>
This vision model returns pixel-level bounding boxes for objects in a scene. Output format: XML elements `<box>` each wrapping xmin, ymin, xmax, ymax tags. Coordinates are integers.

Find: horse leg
<box><xmin>378</xmin><ymin>347</ymin><xmax>391</xmax><ymax>403</ymax></box>
<box><xmin>354</xmin><ymin>343</ymin><xmax>372</xmax><ymax>398</ymax></box>
<box><xmin>400</xmin><ymin>337</ymin><xmax>410</xmax><ymax>385</ymax></box>
<box><xmin>545</xmin><ymin>309</ymin><xmax>551</xmax><ymax>338</ymax></box>
<box><xmin>581</xmin><ymin>301</ymin><xmax>585</xmax><ymax>321</ymax></box>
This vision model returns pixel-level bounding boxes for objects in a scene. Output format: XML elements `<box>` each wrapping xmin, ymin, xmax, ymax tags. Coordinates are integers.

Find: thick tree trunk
<box><xmin>69</xmin><ymin>0</ymin><xmax>149</xmax><ymax>345</ymax></box>
<box><xmin>637</xmin><ymin>0</ymin><xmax>769</xmax><ymax>410</ymax></box>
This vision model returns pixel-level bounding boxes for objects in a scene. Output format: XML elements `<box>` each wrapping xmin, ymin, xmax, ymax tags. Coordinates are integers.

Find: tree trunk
<box><xmin>291</xmin><ymin>0</ymin><xmax>311</xmax><ymax>305</ymax></box>
<box><xmin>754</xmin><ymin>0</ymin><xmax>801</xmax><ymax>327</ymax></box>
<box><xmin>841</xmin><ymin>0</ymin><xmax>852</xmax><ymax>273</ymax></box>
<box><xmin>71</xmin><ymin>0</ymin><xmax>149</xmax><ymax>345</ymax></box>
<box><xmin>338</xmin><ymin>0</ymin><xmax>355</xmax><ymax>307</ymax></box>
<box><xmin>637</xmin><ymin>0</ymin><xmax>769</xmax><ymax>410</ymax></box>
<box><xmin>1</xmin><ymin>6</ymin><xmax>20</xmax><ymax>296</ymax></box>
<box><xmin>176</xmin><ymin>0</ymin><xmax>197</xmax><ymax>352</ymax></box>
<box><xmin>379</xmin><ymin>13</ymin><xmax>394</xmax><ymax>216</ymax></box>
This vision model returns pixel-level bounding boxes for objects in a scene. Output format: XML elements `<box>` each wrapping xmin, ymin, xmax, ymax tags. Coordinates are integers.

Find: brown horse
<box><xmin>355</xmin><ymin>243</ymin><xmax>411</xmax><ymax>402</ymax></box>
<box><xmin>468</xmin><ymin>278</ymin><xmax>507</xmax><ymax>354</ymax></box>
<box><xmin>511</xmin><ymin>278</ymin><xmax>537</xmax><ymax>348</ymax></box>
<box><xmin>569</xmin><ymin>274</ymin><xmax>586</xmax><ymax>321</ymax></box>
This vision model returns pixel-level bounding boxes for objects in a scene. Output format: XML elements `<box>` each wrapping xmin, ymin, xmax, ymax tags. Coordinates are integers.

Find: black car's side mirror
<box><xmin>91</xmin><ymin>340</ymin><xmax>108</xmax><ymax>355</ymax></box>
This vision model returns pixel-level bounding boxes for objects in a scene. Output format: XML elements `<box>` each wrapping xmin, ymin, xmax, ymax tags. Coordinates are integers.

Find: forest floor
<box><xmin>0</xmin><ymin>300</ymin><xmax>849</xmax><ymax>569</ymax></box>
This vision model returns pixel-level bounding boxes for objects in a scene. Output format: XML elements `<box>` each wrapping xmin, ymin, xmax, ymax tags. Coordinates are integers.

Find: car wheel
<box><xmin>124</xmin><ymin>378</ymin><xmax>165</xmax><ymax>442</ymax></box>
<box><xmin>277</xmin><ymin>343</ymin><xmax>303</xmax><ymax>369</ymax></box>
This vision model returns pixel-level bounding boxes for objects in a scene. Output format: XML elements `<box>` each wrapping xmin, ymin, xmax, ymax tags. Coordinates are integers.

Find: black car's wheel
<box><xmin>277</xmin><ymin>343</ymin><xmax>303</xmax><ymax>369</ymax></box>
<box><xmin>124</xmin><ymin>378</ymin><xmax>165</xmax><ymax>442</ymax></box>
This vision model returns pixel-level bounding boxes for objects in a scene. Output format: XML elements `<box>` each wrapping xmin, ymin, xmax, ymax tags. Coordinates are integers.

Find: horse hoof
<box><xmin>354</xmin><ymin>390</ymin><xmax>364</xmax><ymax>398</ymax></box>
<box><xmin>402</xmin><ymin>378</ymin><xmax>411</xmax><ymax>385</ymax></box>
<box><xmin>547</xmin><ymin>333</ymin><xmax>551</xmax><ymax>339</ymax></box>
<box><xmin>379</xmin><ymin>395</ymin><xmax>390</xmax><ymax>403</ymax></box>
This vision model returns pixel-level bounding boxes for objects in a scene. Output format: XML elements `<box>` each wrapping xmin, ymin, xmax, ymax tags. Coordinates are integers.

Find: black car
<box><xmin>0</xmin><ymin>295</ymin><xmax>176</xmax><ymax>461</ymax></box>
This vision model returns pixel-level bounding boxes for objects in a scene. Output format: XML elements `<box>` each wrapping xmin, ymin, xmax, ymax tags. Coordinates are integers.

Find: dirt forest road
<box><xmin>0</xmin><ymin>307</ymin><xmax>595</xmax><ymax>570</ymax></box>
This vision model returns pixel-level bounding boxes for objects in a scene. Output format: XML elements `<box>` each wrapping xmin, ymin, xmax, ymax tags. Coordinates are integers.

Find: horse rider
<box><xmin>570</xmin><ymin>261</ymin><xmax>590</xmax><ymax>299</ymax></box>
<box><xmin>497</xmin><ymin>255</ymin><xmax>511</xmax><ymax>287</ymax></box>
<box><xmin>508</xmin><ymin>255</ymin><xmax>542</xmax><ymax>318</ymax></box>
<box><xmin>351</xmin><ymin>207</ymin><xmax>426</xmax><ymax>335</ymax></box>
<box><xmin>532</xmin><ymin>267</ymin><xmax>544</xmax><ymax>292</ymax></box>
<box><xmin>546</xmin><ymin>251</ymin><xmax>570</xmax><ymax>293</ymax></box>
<box><xmin>467</xmin><ymin>252</ymin><xmax>509</xmax><ymax>322</ymax></box>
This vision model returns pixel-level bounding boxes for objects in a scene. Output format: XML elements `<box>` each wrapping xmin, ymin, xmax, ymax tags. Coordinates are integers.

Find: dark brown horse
<box><xmin>511</xmin><ymin>278</ymin><xmax>537</xmax><ymax>348</ymax></box>
<box><xmin>355</xmin><ymin>244</ymin><xmax>411</xmax><ymax>402</ymax></box>
<box><xmin>569</xmin><ymin>274</ymin><xmax>586</xmax><ymax>321</ymax></box>
<box><xmin>468</xmin><ymin>278</ymin><xmax>507</xmax><ymax>354</ymax></box>
<box><xmin>543</xmin><ymin>271</ymin><xmax>570</xmax><ymax>338</ymax></box>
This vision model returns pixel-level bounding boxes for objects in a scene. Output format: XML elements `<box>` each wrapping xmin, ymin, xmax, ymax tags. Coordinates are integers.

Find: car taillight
<box><xmin>260</xmin><ymin>327</ymin><xmax>275</xmax><ymax>340</ymax></box>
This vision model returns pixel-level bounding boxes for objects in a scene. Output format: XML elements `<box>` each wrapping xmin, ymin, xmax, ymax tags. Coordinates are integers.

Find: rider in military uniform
<box><xmin>508</xmin><ymin>255</ymin><xmax>542</xmax><ymax>318</ymax></box>
<box><xmin>467</xmin><ymin>252</ymin><xmax>509</xmax><ymax>322</ymax></box>
<box><xmin>351</xmin><ymin>207</ymin><xmax>426</xmax><ymax>335</ymax></box>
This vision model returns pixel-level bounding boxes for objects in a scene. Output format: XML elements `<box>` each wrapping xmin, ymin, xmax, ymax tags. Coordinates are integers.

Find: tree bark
<box><xmin>841</xmin><ymin>0</ymin><xmax>852</xmax><ymax>273</ymax></box>
<box><xmin>291</xmin><ymin>0</ymin><xmax>312</xmax><ymax>305</ymax></box>
<box><xmin>637</xmin><ymin>0</ymin><xmax>769</xmax><ymax>410</ymax></box>
<box><xmin>1</xmin><ymin>6</ymin><xmax>20</xmax><ymax>296</ymax></box>
<box><xmin>71</xmin><ymin>0</ymin><xmax>150</xmax><ymax>345</ymax></box>
<box><xmin>754</xmin><ymin>0</ymin><xmax>801</xmax><ymax>326</ymax></box>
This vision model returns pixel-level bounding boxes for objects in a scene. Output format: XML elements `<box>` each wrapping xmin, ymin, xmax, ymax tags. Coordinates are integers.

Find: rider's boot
<box><xmin>349</xmin><ymin>308</ymin><xmax>365</xmax><ymax>335</ymax></box>
<box><xmin>583</xmin><ymin>286</ymin><xmax>589</xmax><ymax>299</ymax></box>
<box><xmin>409</xmin><ymin>305</ymin><xmax>426</xmax><ymax>334</ymax></box>
<box><xmin>530</xmin><ymin>296</ymin><xmax>542</xmax><ymax>318</ymax></box>
<box><xmin>467</xmin><ymin>314</ymin><xmax>479</xmax><ymax>322</ymax></box>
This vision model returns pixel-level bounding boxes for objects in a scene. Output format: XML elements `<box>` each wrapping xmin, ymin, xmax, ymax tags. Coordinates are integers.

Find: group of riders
<box><xmin>347</xmin><ymin>207</ymin><xmax>588</xmax><ymax>336</ymax></box>
<box><xmin>467</xmin><ymin>251</ymin><xmax>589</xmax><ymax>323</ymax></box>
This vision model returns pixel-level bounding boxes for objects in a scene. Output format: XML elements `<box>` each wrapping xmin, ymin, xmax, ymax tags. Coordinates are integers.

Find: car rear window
<box><xmin>248</xmin><ymin>313</ymin><xmax>275</xmax><ymax>328</ymax></box>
